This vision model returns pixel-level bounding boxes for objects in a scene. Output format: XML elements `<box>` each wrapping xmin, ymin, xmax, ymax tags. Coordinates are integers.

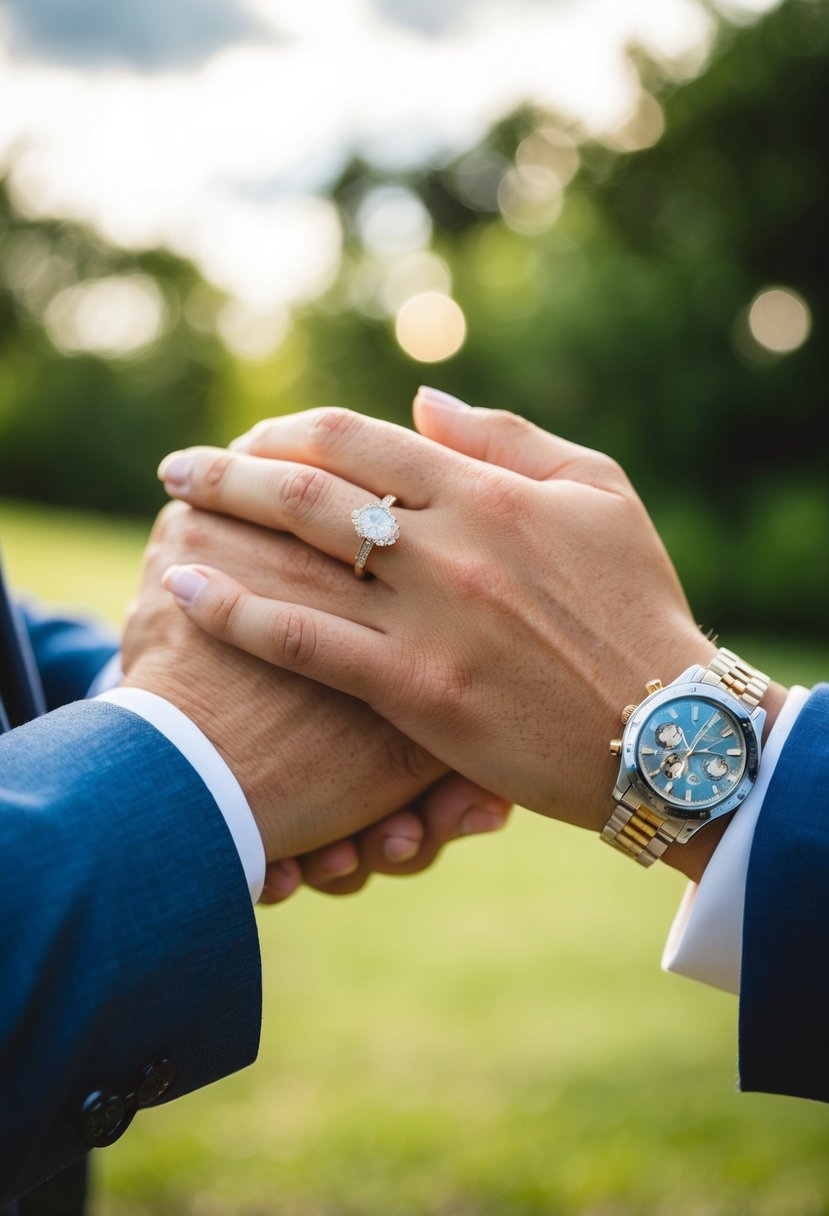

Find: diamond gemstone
<box><xmin>354</xmin><ymin>504</ymin><xmax>397</xmax><ymax>543</ymax></box>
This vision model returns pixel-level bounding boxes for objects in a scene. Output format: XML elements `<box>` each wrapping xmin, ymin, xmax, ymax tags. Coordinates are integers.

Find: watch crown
<box><xmin>609</xmin><ymin>738</ymin><xmax>623</xmax><ymax>756</ymax></box>
<box><xmin>621</xmin><ymin>703</ymin><xmax>637</xmax><ymax>724</ymax></box>
<box><xmin>645</xmin><ymin>679</ymin><xmax>663</xmax><ymax>695</ymax></box>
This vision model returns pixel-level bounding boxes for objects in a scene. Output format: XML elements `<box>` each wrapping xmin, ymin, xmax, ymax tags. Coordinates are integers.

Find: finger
<box><xmin>229</xmin><ymin>407</ymin><xmax>460</xmax><ymax>507</ymax></box>
<box><xmin>260</xmin><ymin>857</ymin><xmax>302</xmax><ymax>905</ymax></box>
<box><xmin>159</xmin><ymin>448</ymin><xmax>379</xmax><ymax>567</ymax></box>
<box><xmin>300</xmin><ymin>811</ymin><xmax>424</xmax><ymax>890</ymax></box>
<box><xmin>162</xmin><ymin>564</ymin><xmax>390</xmax><ymax>703</ymax></box>
<box><xmin>413</xmin><ymin>387</ymin><xmax>629</xmax><ymax>490</ymax></box>
<box><xmin>149</xmin><ymin>505</ymin><xmax>379</xmax><ymax>621</ymax></box>
<box><xmin>415</xmin><ymin>771</ymin><xmax>513</xmax><ymax>845</ymax></box>
<box><xmin>301</xmin><ymin>777</ymin><xmax>512</xmax><ymax>897</ymax></box>
<box><xmin>296</xmin><ymin>838</ymin><xmax>364</xmax><ymax>889</ymax></box>
<box><xmin>353</xmin><ymin>808</ymin><xmax>426</xmax><ymax>865</ymax></box>
<box><xmin>352</xmin><ymin>777</ymin><xmax>511</xmax><ymax>875</ymax></box>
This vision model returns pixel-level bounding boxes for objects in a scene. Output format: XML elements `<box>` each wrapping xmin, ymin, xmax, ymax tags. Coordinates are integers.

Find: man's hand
<box><xmin>261</xmin><ymin>771</ymin><xmax>510</xmax><ymax>902</ymax></box>
<box><xmin>122</xmin><ymin>502</ymin><xmax>510</xmax><ymax>877</ymax></box>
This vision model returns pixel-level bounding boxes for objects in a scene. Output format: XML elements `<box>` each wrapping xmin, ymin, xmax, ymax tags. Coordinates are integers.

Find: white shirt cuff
<box><xmin>96</xmin><ymin>687</ymin><xmax>266</xmax><ymax>904</ymax></box>
<box><xmin>662</xmin><ymin>685</ymin><xmax>811</xmax><ymax>994</ymax></box>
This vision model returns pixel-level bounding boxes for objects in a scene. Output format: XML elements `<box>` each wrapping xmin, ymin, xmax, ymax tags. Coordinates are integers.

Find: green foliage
<box><xmin>283</xmin><ymin>0</ymin><xmax>829</xmax><ymax>640</ymax></box>
<box><xmin>1</xmin><ymin>0</ymin><xmax>827</xmax><ymax>640</ymax></box>
<box><xmin>0</xmin><ymin>199</ymin><xmax>231</xmax><ymax>515</ymax></box>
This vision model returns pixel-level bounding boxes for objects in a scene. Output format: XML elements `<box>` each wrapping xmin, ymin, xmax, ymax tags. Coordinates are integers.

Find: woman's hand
<box><xmin>123</xmin><ymin>497</ymin><xmax>510</xmax><ymax>889</ymax></box>
<box><xmin>157</xmin><ymin>393</ymin><xmax>714</xmax><ymax>832</ymax></box>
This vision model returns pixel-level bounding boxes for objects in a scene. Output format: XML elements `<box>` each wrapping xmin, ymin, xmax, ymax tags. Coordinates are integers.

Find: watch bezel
<box><xmin>620</xmin><ymin>682</ymin><xmax>761</xmax><ymax>823</ymax></box>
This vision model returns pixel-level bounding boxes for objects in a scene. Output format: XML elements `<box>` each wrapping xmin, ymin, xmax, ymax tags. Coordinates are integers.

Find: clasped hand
<box><xmin>157</xmin><ymin>390</ymin><xmax>713</xmax><ymax>836</ymax></box>
<box><xmin>121</xmin><ymin>484</ymin><xmax>510</xmax><ymax>902</ymax></box>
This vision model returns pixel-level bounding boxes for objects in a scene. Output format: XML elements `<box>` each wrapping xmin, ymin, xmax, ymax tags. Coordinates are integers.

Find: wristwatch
<box><xmin>601</xmin><ymin>647</ymin><xmax>769</xmax><ymax>867</ymax></box>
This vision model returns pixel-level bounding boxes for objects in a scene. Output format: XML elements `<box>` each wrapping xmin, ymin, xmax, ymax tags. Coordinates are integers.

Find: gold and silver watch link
<box><xmin>601</xmin><ymin>647</ymin><xmax>770</xmax><ymax>867</ymax></box>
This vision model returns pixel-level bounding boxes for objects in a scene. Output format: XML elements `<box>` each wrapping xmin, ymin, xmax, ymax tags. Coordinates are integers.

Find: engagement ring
<box><xmin>352</xmin><ymin>495</ymin><xmax>399</xmax><ymax>578</ymax></box>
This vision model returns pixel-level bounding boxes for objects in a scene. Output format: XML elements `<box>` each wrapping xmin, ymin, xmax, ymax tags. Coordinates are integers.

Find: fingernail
<box><xmin>383</xmin><ymin>835</ymin><xmax>420</xmax><ymax>863</ymax></box>
<box><xmin>460</xmin><ymin>806</ymin><xmax>508</xmax><ymax>836</ymax></box>
<box><xmin>416</xmin><ymin>386</ymin><xmax>471</xmax><ymax>411</ymax></box>
<box><xmin>158</xmin><ymin>453</ymin><xmax>194</xmax><ymax>491</ymax></box>
<box><xmin>322</xmin><ymin>850</ymin><xmax>360</xmax><ymax>878</ymax></box>
<box><xmin>163</xmin><ymin>564</ymin><xmax>208</xmax><ymax>606</ymax></box>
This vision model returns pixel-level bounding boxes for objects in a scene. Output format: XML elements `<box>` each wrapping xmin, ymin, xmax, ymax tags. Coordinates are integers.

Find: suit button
<box><xmin>136</xmin><ymin>1058</ymin><xmax>177</xmax><ymax>1107</ymax></box>
<box><xmin>78</xmin><ymin>1089</ymin><xmax>133</xmax><ymax>1148</ymax></box>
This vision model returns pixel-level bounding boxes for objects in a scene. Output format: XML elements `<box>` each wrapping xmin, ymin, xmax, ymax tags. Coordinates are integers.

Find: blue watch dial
<box><xmin>635</xmin><ymin>695</ymin><xmax>748</xmax><ymax>813</ymax></box>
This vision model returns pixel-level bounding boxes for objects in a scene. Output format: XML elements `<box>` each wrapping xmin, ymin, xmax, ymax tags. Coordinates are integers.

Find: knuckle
<box><xmin>407</xmin><ymin>646</ymin><xmax>472</xmax><ymax>719</ymax></box>
<box><xmin>275</xmin><ymin>608</ymin><xmax>317</xmax><ymax>668</ymax></box>
<box><xmin>176</xmin><ymin>512</ymin><xmax>213</xmax><ymax>558</ymax></box>
<box><xmin>427</xmin><ymin>664</ymin><xmax>472</xmax><ymax>717</ymax></box>
<box><xmin>206</xmin><ymin>586</ymin><xmax>244</xmax><ymax>637</ymax></box>
<box><xmin>278</xmin><ymin>465</ymin><xmax>330</xmax><ymax>523</ymax></box>
<box><xmin>489</xmin><ymin>408</ymin><xmax>536</xmax><ymax>438</ymax></box>
<box><xmin>152</xmin><ymin>499</ymin><xmax>188</xmax><ymax>542</ymax></box>
<box><xmin>245</xmin><ymin>418</ymin><xmax>276</xmax><ymax>451</ymax></box>
<box><xmin>464</xmin><ymin>465</ymin><xmax>525</xmax><ymax>514</ymax></box>
<box><xmin>307</xmin><ymin>407</ymin><xmax>360</xmax><ymax>452</ymax></box>
<box><xmin>442</xmin><ymin>554</ymin><xmax>504</xmax><ymax>606</ymax></box>
<box><xmin>574</xmin><ymin>449</ymin><xmax>630</xmax><ymax>493</ymax></box>
<box><xmin>202</xmin><ymin>450</ymin><xmax>233</xmax><ymax>493</ymax></box>
<box><xmin>596</xmin><ymin>452</ymin><xmax>630</xmax><ymax>491</ymax></box>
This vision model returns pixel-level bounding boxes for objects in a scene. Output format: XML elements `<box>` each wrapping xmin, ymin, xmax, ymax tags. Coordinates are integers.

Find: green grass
<box><xmin>2</xmin><ymin>498</ymin><xmax>828</xmax><ymax>1216</ymax></box>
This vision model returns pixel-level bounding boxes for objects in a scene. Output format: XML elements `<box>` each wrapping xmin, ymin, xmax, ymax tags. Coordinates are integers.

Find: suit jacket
<box><xmin>739</xmin><ymin>683</ymin><xmax>829</xmax><ymax>1103</ymax></box>
<box><xmin>0</xmin><ymin>573</ymin><xmax>262</xmax><ymax>1203</ymax></box>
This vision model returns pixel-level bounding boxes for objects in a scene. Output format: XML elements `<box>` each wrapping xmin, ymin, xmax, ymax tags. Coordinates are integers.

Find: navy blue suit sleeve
<box><xmin>19</xmin><ymin>603</ymin><xmax>118</xmax><ymax>710</ymax></box>
<box><xmin>739</xmin><ymin>684</ymin><xmax>829</xmax><ymax>1103</ymax></box>
<box><xmin>0</xmin><ymin>701</ymin><xmax>261</xmax><ymax>1201</ymax></box>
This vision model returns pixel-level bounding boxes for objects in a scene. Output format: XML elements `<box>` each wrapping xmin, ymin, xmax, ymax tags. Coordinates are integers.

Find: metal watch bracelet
<box><xmin>601</xmin><ymin>648</ymin><xmax>769</xmax><ymax>868</ymax></box>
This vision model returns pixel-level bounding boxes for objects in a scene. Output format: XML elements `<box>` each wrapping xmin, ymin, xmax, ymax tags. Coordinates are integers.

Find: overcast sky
<box><xmin>0</xmin><ymin>0</ymin><xmax>781</xmax><ymax>322</ymax></box>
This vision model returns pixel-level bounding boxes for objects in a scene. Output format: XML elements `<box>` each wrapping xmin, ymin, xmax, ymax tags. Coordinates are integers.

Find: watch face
<box><xmin>634</xmin><ymin>695</ymin><xmax>749</xmax><ymax>817</ymax></box>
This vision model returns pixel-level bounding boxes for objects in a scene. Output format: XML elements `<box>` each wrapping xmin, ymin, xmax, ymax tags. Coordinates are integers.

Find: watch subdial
<box><xmin>655</xmin><ymin>722</ymin><xmax>683</xmax><ymax>748</ymax></box>
<box><xmin>703</xmin><ymin>755</ymin><xmax>729</xmax><ymax>781</ymax></box>
<box><xmin>661</xmin><ymin>752</ymin><xmax>685</xmax><ymax>780</ymax></box>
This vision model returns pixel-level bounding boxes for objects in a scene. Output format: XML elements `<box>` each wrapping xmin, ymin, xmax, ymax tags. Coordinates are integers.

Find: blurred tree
<box><xmin>278</xmin><ymin>0</ymin><xmax>829</xmax><ymax>638</ymax></box>
<box><xmin>0</xmin><ymin>188</ymin><xmax>230</xmax><ymax>514</ymax></box>
<box><xmin>0</xmin><ymin>0</ymin><xmax>826</xmax><ymax>637</ymax></box>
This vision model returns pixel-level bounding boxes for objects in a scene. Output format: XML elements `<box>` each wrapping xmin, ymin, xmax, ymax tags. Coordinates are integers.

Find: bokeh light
<box><xmin>604</xmin><ymin>93</ymin><xmax>666</xmax><ymax>152</ymax></box>
<box><xmin>0</xmin><ymin>0</ymin><xmax>718</xmax><ymax>312</ymax></box>
<box><xmin>380</xmin><ymin>251</ymin><xmax>452</xmax><ymax>315</ymax></box>
<box><xmin>44</xmin><ymin>274</ymin><xmax>167</xmax><ymax>357</ymax></box>
<box><xmin>395</xmin><ymin>291</ymin><xmax>466</xmax><ymax>362</ymax></box>
<box><xmin>356</xmin><ymin>187</ymin><xmax>432</xmax><ymax>258</ymax></box>
<box><xmin>216</xmin><ymin>300</ymin><xmax>289</xmax><ymax>361</ymax></box>
<box><xmin>747</xmin><ymin>286</ymin><xmax>811</xmax><ymax>354</ymax></box>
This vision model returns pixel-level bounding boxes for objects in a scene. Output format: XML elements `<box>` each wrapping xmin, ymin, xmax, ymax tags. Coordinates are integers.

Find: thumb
<box><xmin>413</xmin><ymin>386</ymin><xmax>628</xmax><ymax>490</ymax></box>
<box><xmin>413</xmin><ymin>386</ymin><xmax>578</xmax><ymax>481</ymax></box>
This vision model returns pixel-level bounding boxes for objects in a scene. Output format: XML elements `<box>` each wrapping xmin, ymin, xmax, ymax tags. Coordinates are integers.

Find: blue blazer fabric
<box><xmin>739</xmin><ymin>683</ymin><xmax>829</xmax><ymax>1103</ymax></box>
<box><xmin>0</xmin><ymin>589</ymin><xmax>262</xmax><ymax>1202</ymax></box>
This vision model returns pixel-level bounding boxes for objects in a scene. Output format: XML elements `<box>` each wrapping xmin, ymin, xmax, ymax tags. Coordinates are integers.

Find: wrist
<box><xmin>123</xmin><ymin>649</ymin><xmax>272</xmax><ymax>856</ymax></box>
<box><xmin>660</xmin><ymin>676</ymin><xmax>787</xmax><ymax>882</ymax></box>
<box><xmin>587</xmin><ymin>617</ymin><xmax>718</xmax><ymax>832</ymax></box>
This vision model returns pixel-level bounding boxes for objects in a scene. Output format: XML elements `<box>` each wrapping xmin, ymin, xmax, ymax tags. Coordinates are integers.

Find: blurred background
<box><xmin>1</xmin><ymin>0</ymin><xmax>828</xmax><ymax>1212</ymax></box>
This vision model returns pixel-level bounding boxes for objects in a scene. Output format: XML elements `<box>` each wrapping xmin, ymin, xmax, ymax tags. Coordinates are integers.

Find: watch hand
<box><xmin>683</xmin><ymin>712</ymin><xmax>718</xmax><ymax>757</ymax></box>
